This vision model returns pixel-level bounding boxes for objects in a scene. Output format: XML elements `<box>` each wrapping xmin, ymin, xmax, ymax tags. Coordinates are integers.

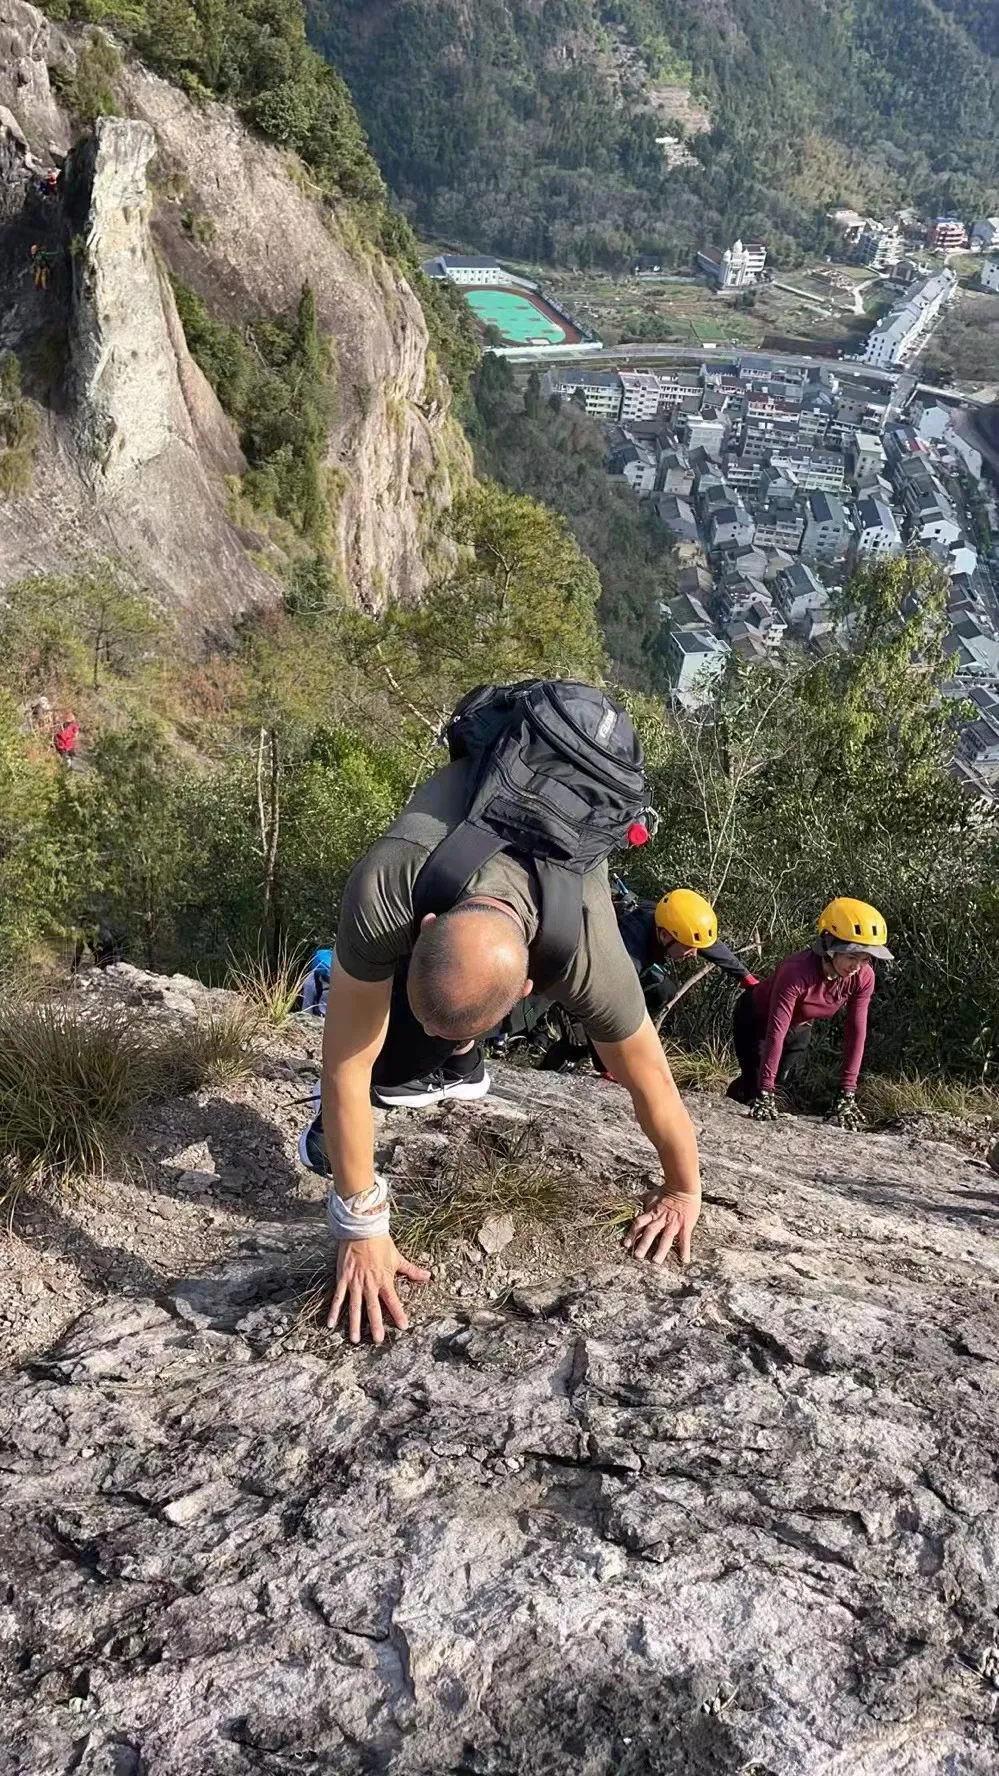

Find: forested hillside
<box><xmin>308</xmin><ymin>0</ymin><xmax>999</xmax><ymax>266</ymax></box>
<box><xmin>468</xmin><ymin>358</ymin><xmax>675</xmax><ymax>687</ymax></box>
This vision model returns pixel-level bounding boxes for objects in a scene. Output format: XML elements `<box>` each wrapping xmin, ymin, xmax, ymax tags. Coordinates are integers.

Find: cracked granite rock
<box><xmin>2</xmin><ymin>1063</ymin><xmax>999</xmax><ymax>1773</ymax></box>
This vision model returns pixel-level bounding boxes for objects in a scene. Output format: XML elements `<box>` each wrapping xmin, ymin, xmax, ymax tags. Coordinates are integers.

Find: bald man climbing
<box><xmin>302</xmin><ymin>681</ymin><xmax>702</xmax><ymax>1344</ymax></box>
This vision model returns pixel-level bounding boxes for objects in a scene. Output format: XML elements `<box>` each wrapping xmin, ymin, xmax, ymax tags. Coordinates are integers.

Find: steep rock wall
<box><xmin>0</xmin><ymin>0</ymin><xmax>67</xmax><ymax>158</ymax></box>
<box><xmin>0</xmin><ymin>5</ymin><xmax>466</xmax><ymax>629</ymax></box>
<box><xmin>121</xmin><ymin>61</ymin><xmax>465</xmax><ymax>608</ymax></box>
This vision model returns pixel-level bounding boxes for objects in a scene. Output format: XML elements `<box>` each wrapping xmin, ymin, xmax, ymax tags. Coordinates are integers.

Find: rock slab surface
<box><xmin>2</xmin><ymin>1069</ymin><xmax>999</xmax><ymax>1773</ymax></box>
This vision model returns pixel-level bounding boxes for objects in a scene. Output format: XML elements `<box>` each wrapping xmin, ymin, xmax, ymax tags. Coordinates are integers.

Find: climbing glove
<box><xmin>748</xmin><ymin>1091</ymin><xmax>779</xmax><ymax>1122</ymax></box>
<box><xmin>826</xmin><ymin>1090</ymin><xmax>866</xmax><ymax>1131</ymax></box>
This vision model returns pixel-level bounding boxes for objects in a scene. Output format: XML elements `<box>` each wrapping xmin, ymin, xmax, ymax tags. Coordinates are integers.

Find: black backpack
<box><xmin>412</xmin><ymin>680</ymin><xmax>655</xmax><ymax>989</ymax></box>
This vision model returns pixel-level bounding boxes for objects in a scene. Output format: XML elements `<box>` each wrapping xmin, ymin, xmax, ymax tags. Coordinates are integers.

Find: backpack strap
<box><xmin>531</xmin><ymin>860</ymin><xmax>582</xmax><ymax>992</ymax></box>
<box><xmin>412</xmin><ymin>829</ymin><xmax>583</xmax><ymax>993</ymax></box>
<box><xmin>412</xmin><ymin>822</ymin><xmax>508</xmax><ymax>926</ymax></box>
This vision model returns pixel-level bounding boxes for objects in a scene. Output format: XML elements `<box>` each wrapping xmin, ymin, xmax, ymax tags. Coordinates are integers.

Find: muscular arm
<box><xmin>320</xmin><ymin>962</ymin><xmax>430</xmax><ymax>1342</ymax></box>
<box><xmin>321</xmin><ymin>962</ymin><xmax>392</xmax><ymax>1199</ymax></box>
<box><xmin>592</xmin><ymin>1015</ymin><xmax>701</xmax><ymax>1264</ymax></box>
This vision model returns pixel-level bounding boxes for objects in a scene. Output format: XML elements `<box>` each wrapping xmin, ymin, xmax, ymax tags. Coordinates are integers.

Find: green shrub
<box><xmin>52</xmin><ymin>28</ymin><xmax>121</xmax><ymax>127</ymax></box>
<box><xmin>172</xmin><ymin>279</ymin><xmax>333</xmax><ymax>546</ymax></box>
<box><xmin>0</xmin><ymin>353</ymin><xmax>40</xmax><ymax>496</ymax></box>
<box><xmin>47</xmin><ymin>0</ymin><xmax>383</xmax><ymax>199</ymax></box>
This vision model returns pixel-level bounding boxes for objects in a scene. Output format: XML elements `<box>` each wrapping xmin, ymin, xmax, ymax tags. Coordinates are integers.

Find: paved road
<box><xmin>532</xmin><ymin>341</ymin><xmax>874</xmax><ymax>375</ymax></box>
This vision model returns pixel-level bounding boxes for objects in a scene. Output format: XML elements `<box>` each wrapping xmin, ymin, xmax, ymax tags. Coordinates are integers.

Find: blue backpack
<box><xmin>310</xmin><ymin>947</ymin><xmax>333</xmax><ymax>982</ymax></box>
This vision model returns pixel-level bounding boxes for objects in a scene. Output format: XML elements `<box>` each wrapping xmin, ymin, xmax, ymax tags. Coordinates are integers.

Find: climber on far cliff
<box><xmin>30</xmin><ymin>243</ymin><xmax>57</xmax><ymax>289</ymax></box>
<box><xmin>726</xmin><ymin>898</ymin><xmax>893</xmax><ymax>1129</ymax></box>
<box><xmin>54</xmin><ymin>712</ymin><xmax>80</xmax><ymax>764</ymax></box>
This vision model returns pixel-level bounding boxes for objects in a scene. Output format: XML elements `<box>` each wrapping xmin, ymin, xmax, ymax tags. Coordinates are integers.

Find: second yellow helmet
<box><xmin>655</xmin><ymin>888</ymin><xmax>718</xmax><ymax>949</ymax></box>
<box><xmin>818</xmin><ymin>897</ymin><xmax>892</xmax><ymax>957</ymax></box>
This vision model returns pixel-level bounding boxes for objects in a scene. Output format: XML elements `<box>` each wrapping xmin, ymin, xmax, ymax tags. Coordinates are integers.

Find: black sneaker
<box><xmin>373</xmin><ymin>1052</ymin><xmax>491</xmax><ymax>1109</ymax></box>
<box><xmin>297</xmin><ymin>1112</ymin><xmax>331</xmax><ymax>1177</ymax></box>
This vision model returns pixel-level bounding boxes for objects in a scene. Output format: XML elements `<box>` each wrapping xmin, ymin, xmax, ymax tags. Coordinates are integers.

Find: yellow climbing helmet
<box><xmin>818</xmin><ymin>897</ymin><xmax>893</xmax><ymax>958</ymax></box>
<box><xmin>655</xmin><ymin>889</ymin><xmax>718</xmax><ymax>949</ymax></box>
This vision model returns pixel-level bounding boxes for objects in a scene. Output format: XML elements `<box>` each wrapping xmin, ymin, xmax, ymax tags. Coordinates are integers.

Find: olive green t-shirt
<box><xmin>336</xmin><ymin>762</ymin><xmax>646</xmax><ymax>1045</ymax></box>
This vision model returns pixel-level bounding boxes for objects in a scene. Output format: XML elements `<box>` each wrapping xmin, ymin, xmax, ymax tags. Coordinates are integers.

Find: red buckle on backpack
<box><xmin>627</xmin><ymin>822</ymin><xmax>650</xmax><ymax>846</ymax></box>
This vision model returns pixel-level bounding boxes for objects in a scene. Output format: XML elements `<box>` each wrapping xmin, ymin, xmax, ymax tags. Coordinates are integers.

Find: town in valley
<box><xmin>429</xmin><ymin>211</ymin><xmax>999</xmax><ymax>800</ymax></box>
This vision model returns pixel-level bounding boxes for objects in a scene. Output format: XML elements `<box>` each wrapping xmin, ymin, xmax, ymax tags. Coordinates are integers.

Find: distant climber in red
<box><xmin>54</xmin><ymin>714</ymin><xmax>80</xmax><ymax>763</ymax></box>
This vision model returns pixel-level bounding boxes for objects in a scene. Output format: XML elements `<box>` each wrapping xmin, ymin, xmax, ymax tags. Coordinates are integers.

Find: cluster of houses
<box><xmin>543</xmin><ymin>356</ymin><xmax>999</xmax><ymax>796</ymax></box>
<box><xmin>844</xmin><ymin>210</ymin><xmax>999</xmax><ymax>297</ymax></box>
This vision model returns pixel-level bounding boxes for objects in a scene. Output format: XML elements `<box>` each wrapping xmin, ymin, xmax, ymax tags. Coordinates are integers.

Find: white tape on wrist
<box><xmin>326</xmin><ymin>1173</ymin><xmax>391</xmax><ymax>1242</ymax></box>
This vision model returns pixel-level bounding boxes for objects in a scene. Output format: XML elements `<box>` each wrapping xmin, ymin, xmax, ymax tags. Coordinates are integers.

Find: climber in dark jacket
<box><xmin>618</xmin><ymin>889</ymin><xmax>757</xmax><ymax>1022</ymax></box>
<box><xmin>536</xmin><ymin>888</ymin><xmax>756</xmax><ymax>1071</ymax></box>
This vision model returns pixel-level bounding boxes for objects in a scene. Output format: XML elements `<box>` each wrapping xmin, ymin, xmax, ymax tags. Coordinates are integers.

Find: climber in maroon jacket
<box><xmin>727</xmin><ymin>897</ymin><xmax>893</xmax><ymax>1129</ymax></box>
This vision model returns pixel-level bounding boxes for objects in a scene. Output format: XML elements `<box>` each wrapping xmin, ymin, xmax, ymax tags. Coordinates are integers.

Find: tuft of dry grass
<box><xmin>662</xmin><ymin>1040</ymin><xmax>734</xmax><ymax>1094</ymax></box>
<box><xmin>153</xmin><ymin>1003</ymin><xmax>264</xmax><ymax>1096</ymax></box>
<box><xmin>0</xmin><ymin>1002</ymin><xmax>144</xmax><ymax>1200</ymax></box>
<box><xmin>0</xmin><ymin>998</ymin><xmax>262</xmax><ymax>1208</ymax></box>
<box><xmin>857</xmin><ymin>1072</ymin><xmax>999</xmax><ymax>1129</ymax></box>
<box><xmin>226</xmin><ymin>940</ymin><xmax>310</xmax><ymax>1026</ymax></box>
<box><xmin>392</xmin><ymin>1120</ymin><xmax>606</xmax><ymax>1258</ymax></box>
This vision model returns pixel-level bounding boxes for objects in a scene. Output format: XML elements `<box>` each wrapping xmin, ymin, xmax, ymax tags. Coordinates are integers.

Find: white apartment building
<box><xmin>851</xmin><ymin>496</ymin><xmax>903</xmax><ymax>557</ymax></box>
<box><xmin>613</xmin><ymin>442</ymin><xmax>658</xmax><ymax>496</ymax></box>
<box><xmin>775</xmin><ymin>563</ymin><xmax>831</xmax><ymax>631</ymax></box>
<box><xmin>697</xmin><ymin>239</ymin><xmax>767</xmax><ymax>289</ymax></box>
<box><xmin>656</xmin><ymin>368</ymin><xmax>702</xmax><ymax>412</ymax></box>
<box><xmin>619</xmin><ymin>370</ymin><xmax>664</xmax><ymax>422</ymax></box>
<box><xmin>854</xmin><ymin>224</ymin><xmax>903</xmax><ymax>271</ymax></box>
<box><xmin>801</xmin><ymin>491</ymin><xmax>852</xmax><ymax>561</ymax></box>
<box><xmin>850</xmin><ymin>431</ymin><xmax>887</xmax><ymax>485</ymax></box>
<box><xmin>859</xmin><ymin>270</ymin><xmax>957</xmax><ymax>368</ymax></box>
<box><xmin>982</xmin><ymin>259</ymin><xmax>999</xmax><ymax>294</ymax></box>
<box><xmin>769</xmin><ymin>446</ymin><xmax>846</xmax><ymax>493</ymax></box>
<box><xmin>425</xmin><ymin>255</ymin><xmax>505</xmax><ymax>286</ymax></box>
<box><xmin>541</xmin><ymin>369</ymin><xmax>623</xmax><ymax>420</ymax></box>
<box><xmin>678</xmin><ymin>412</ymin><xmax>727</xmax><ymax>458</ymax></box>
<box><xmin>667</xmin><ymin>628</ymin><xmax>730</xmax><ymax>711</ymax></box>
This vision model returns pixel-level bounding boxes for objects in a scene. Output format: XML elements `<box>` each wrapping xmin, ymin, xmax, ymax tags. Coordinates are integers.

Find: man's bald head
<box><xmin>407</xmin><ymin>903</ymin><xmax>530</xmax><ymax>1039</ymax></box>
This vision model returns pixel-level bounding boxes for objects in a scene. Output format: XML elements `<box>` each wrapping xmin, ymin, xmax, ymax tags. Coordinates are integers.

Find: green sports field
<box><xmin>464</xmin><ymin>287</ymin><xmax>567</xmax><ymax>344</ymax></box>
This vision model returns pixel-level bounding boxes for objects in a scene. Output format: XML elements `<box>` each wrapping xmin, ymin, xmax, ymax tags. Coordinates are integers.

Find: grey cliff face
<box><xmin>0</xmin><ymin>5</ymin><xmax>465</xmax><ymax>626</ymax></box>
<box><xmin>0</xmin><ymin>0</ymin><xmax>68</xmax><ymax>158</ymax></box>
<box><xmin>2</xmin><ymin>1051</ymin><xmax>999</xmax><ymax>1774</ymax></box>
<box><xmin>120</xmin><ymin>61</ymin><xmax>466</xmax><ymax>609</ymax></box>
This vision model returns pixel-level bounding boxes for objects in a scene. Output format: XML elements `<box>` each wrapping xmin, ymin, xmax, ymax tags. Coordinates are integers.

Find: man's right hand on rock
<box><xmin>327</xmin><ymin>1236</ymin><xmax>431</xmax><ymax>1345</ymax></box>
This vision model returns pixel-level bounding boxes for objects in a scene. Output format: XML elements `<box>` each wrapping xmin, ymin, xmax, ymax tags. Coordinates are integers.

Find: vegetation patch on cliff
<box><xmin>46</xmin><ymin>0</ymin><xmax>383</xmax><ymax>199</ymax></box>
<box><xmin>172</xmin><ymin>277</ymin><xmax>335</xmax><ymax>562</ymax></box>
<box><xmin>0</xmin><ymin>355</ymin><xmax>40</xmax><ymax>497</ymax></box>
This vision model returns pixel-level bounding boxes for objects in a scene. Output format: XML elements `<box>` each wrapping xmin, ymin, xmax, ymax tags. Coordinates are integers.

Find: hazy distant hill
<box><xmin>307</xmin><ymin>0</ymin><xmax>999</xmax><ymax>267</ymax></box>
